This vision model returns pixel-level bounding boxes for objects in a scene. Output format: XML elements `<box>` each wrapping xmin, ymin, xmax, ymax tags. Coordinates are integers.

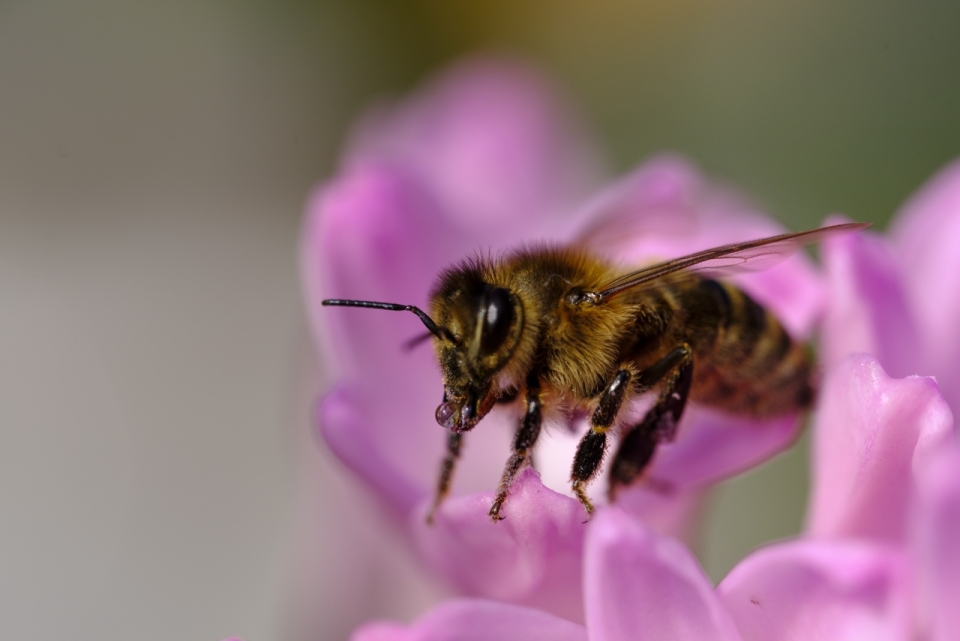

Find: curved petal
<box><xmin>301</xmin><ymin>163</ymin><xmax>460</xmax><ymax>379</ymax></box>
<box><xmin>303</xmin><ymin>166</ymin><xmax>467</xmax><ymax>506</ymax></box>
<box><xmin>411</xmin><ymin>469</ymin><xmax>587</xmax><ymax>623</ymax></box>
<box><xmin>345</xmin><ymin>57</ymin><xmax>604</xmax><ymax>240</ymax></box>
<box><xmin>911</xmin><ymin>443</ymin><xmax>960</xmax><ymax>641</ymax></box>
<box><xmin>820</xmin><ymin>216</ymin><xmax>920</xmax><ymax>379</ymax></box>
<box><xmin>317</xmin><ymin>382</ymin><xmax>427</xmax><ymax>517</ymax></box>
<box><xmin>805</xmin><ymin>354</ymin><xmax>955</xmax><ymax>543</ymax></box>
<box><xmin>891</xmin><ymin>157</ymin><xmax>960</xmax><ymax>410</ymax></box>
<box><xmin>584</xmin><ymin>508</ymin><xmax>742</xmax><ymax>641</ymax></box>
<box><xmin>350</xmin><ymin>598</ymin><xmax>588</xmax><ymax>641</ymax></box>
<box><xmin>718</xmin><ymin>540</ymin><xmax>912</xmax><ymax>641</ymax></box>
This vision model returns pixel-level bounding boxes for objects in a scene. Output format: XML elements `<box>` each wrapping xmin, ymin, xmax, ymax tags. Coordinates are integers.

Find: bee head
<box><xmin>321</xmin><ymin>263</ymin><xmax>525</xmax><ymax>434</ymax></box>
<box><xmin>430</xmin><ymin>270</ymin><xmax>525</xmax><ymax>432</ymax></box>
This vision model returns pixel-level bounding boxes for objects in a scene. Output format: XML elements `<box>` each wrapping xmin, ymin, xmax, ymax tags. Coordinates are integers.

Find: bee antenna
<box><xmin>322</xmin><ymin>299</ymin><xmax>451</xmax><ymax>342</ymax></box>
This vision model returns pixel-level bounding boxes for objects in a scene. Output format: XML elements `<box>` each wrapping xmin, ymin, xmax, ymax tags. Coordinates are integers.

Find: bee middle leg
<box><xmin>489</xmin><ymin>376</ymin><xmax>542</xmax><ymax>522</ymax></box>
<box><xmin>609</xmin><ymin>345</ymin><xmax>693</xmax><ymax>500</ymax></box>
<box><xmin>571</xmin><ymin>368</ymin><xmax>634</xmax><ymax>517</ymax></box>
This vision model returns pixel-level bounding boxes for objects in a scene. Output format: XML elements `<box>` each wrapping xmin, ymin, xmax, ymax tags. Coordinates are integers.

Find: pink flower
<box><xmin>301</xmin><ymin>58</ymin><xmax>824</xmax><ymax>617</ymax></box>
<box><xmin>349</xmin><ymin>355</ymin><xmax>960</xmax><ymax>641</ymax></box>
<box><xmin>821</xmin><ymin>157</ymin><xmax>960</xmax><ymax>413</ymax></box>
<box><xmin>722</xmin><ymin>354</ymin><xmax>958</xmax><ymax>641</ymax></box>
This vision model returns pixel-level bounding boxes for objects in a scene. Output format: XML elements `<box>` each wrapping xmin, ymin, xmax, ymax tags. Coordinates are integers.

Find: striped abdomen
<box><xmin>677</xmin><ymin>279</ymin><xmax>814</xmax><ymax>418</ymax></box>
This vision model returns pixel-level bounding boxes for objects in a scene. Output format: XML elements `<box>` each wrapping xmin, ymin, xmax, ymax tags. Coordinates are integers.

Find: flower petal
<box><xmin>647</xmin><ymin>405</ymin><xmax>801</xmax><ymax>489</ymax></box>
<box><xmin>584</xmin><ymin>508</ymin><xmax>742</xmax><ymax>641</ymax></box>
<box><xmin>820</xmin><ymin>217</ymin><xmax>920</xmax><ymax>379</ymax></box>
<box><xmin>891</xmin><ymin>157</ymin><xmax>960</xmax><ymax>410</ymax></box>
<box><xmin>303</xmin><ymin>165</ymin><xmax>478</xmax><ymax>508</ymax></box>
<box><xmin>345</xmin><ymin>57</ymin><xmax>604</xmax><ymax>240</ymax></box>
<box><xmin>317</xmin><ymin>382</ymin><xmax>427</xmax><ymax>517</ymax></box>
<box><xmin>912</xmin><ymin>443</ymin><xmax>960</xmax><ymax>641</ymax></box>
<box><xmin>613</xmin><ymin>484</ymin><xmax>707</xmax><ymax>546</ymax></box>
<box><xmin>718</xmin><ymin>540</ymin><xmax>912</xmax><ymax>641</ymax></box>
<box><xmin>301</xmin><ymin>163</ymin><xmax>460</xmax><ymax>381</ymax></box>
<box><xmin>350</xmin><ymin>598</ymin><xmax>588</xmax><ymax>641</ymax></box>
<box><xmin>411</xmin><ymin>469</ymin><xmax>587</xmax><ymax>622</ymax></box>
<box><xmin>806</xmin><ymin>354</ymin><xmax>955</xmax><ymax>543</ymax></box>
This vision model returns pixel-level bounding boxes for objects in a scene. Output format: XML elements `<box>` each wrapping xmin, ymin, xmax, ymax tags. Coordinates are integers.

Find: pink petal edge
<box><xmin>891</xmin><ymin>157</ymin><xmax>960</xmax><ymax>411</ymax></box>
<box><xmin>318</xmin><ymin>383</ymin><xmax>427</xmax><ymax>517</ymax></box>
<box><xmin>820</xmin><ymin>215</ymin><xmax>920</xmax><ymax>380</ymax></box>
<box><xmin>806</xmin><ymin>354</ymin><xmax>955</xmax><ymax>543</ymax></box>
<box><xmin>584</xmin><ymin>508</ymin><xmax>742</xmax><ymax>641</ymax></box>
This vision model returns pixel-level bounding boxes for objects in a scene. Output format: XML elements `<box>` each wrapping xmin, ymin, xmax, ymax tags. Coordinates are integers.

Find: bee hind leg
<box><xmin>489</xmin><ymin>375</ymin><xmax>543</xmax><ymax>522</ymax></box>
<box><xmin>571</xmin><ymin>368</ymin><xmax>634</xmax><ymax>518</ymax></box>
<box><xmin>609</xmin><ymin>347</ymin><xmax>693</xmax><ymax>501</ymax></box>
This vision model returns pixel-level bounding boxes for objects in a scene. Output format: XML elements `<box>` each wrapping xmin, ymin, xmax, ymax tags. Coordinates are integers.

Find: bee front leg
<box><xmin>609</xmin><ymin>346</ymin><xmax>693</xmax><ymax>500</ymax></box>
<box><xmin>489</xmin><ymin>376</ymin><xmax>542</xmax><ymax>522</ymax></box>
<box><xmin>426</xmin><ymin>430</ymin><xmax>463</xmax><ymax>525</ymax></box>
<box><xmin>571</xmin><ymin>368</ymin><xmax>634</xmax><ymax>517</ymax></box>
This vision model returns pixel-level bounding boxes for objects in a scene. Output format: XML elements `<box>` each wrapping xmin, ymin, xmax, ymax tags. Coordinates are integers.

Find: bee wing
<box><xmin>590</xmin><ymin>222</ymin><xmax>870</xmax><ymax>302</ymax></box>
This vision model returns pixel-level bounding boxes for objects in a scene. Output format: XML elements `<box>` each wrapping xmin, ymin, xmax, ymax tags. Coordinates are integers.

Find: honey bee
<box><xmin>322</xmin><ymin>222</ymin><xmax>868</xmax><ymax>523</ymax></box>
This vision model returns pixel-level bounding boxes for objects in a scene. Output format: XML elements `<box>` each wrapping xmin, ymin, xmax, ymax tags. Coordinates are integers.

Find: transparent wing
<box><xmin>590</xmin><ymin>222</ymin><xmax>870</xmax><ymax>302</ymax></box>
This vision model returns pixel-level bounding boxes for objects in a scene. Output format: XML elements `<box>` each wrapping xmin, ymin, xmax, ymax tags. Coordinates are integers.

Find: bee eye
<box><xmin>479</xmin><ymin>287</ymin><xmax>515</xmax><ymax>355</ymax></box>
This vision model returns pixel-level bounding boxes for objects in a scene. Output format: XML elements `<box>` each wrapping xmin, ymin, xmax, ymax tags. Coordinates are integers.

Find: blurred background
<box><xmin>2</xmin><ymin>1</ymin><xmax>958</xmax><ymax>639</ymax></box>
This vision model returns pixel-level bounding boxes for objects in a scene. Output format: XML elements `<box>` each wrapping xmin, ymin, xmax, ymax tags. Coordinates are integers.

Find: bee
<box><xmin>322</xmin><ymin>221</ymin><xmax>868</xmax><ymax>523</ymax></box>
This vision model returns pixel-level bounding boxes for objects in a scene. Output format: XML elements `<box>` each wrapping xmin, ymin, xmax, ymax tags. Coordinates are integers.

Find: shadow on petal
<box><xmin>649</xmin><ymin>406</ymin><xmax>802</xmax><ymax>489</ymax></box>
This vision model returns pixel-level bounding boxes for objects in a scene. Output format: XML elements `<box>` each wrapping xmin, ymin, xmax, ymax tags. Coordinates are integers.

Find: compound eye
<box><xmin>479</xmin><ymin>287</ymin><xmax>515</xmax><ymax>356</ymax></box>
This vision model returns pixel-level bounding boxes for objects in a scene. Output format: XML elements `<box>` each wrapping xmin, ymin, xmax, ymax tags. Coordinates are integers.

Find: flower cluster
<box><xmin>301</xmin><ymin>58</ymin><xmax>960</xmax><ymax>640</ymax></box>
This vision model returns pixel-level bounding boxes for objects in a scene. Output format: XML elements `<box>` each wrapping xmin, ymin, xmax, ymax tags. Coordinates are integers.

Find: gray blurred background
<box><xmin>1</xmin><ymin>1</ymin><xmax>958</xmax><ymax>639</ymax></box>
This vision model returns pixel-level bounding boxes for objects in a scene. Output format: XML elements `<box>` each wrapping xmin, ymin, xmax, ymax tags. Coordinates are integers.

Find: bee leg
<box><xmin>426</xmin><ymin>430</ymin><xmax>463</xmax><ymax>525</ymax></box>
<box><xmin>489</xmin><ymin>377</ymin><xmax>542</xmax><ymax>522</ymax></box>
<box><xmin>571</xmin><ymin>368</ymin><xmax>633</xmax><ymax>517</ymax></box>
<box><xmin>609</xmin><ymin>347</ymin><xmax>693</xmax><ymax>500</ymax></box>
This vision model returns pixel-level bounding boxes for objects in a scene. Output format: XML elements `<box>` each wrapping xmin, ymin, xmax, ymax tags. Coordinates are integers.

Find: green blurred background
<box><xmin>2</xmin><ymin>1</ymin><xmax>958</xmax><ymax>639</ymax></box>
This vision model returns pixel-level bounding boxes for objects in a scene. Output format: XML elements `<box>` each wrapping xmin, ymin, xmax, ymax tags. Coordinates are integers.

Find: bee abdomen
<box><xmin>691</xmin><ymin>282</ymin><xmax>814</xmax><ymax>417</ymax></box>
